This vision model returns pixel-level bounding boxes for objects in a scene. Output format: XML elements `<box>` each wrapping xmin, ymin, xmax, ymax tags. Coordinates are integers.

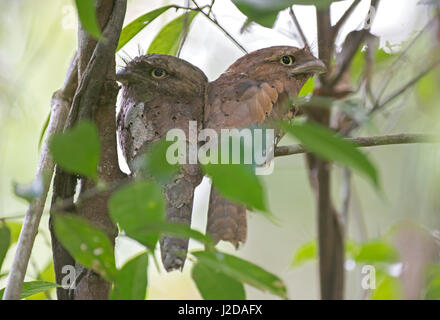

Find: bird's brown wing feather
<box><xmin>205</xmin><ymin>77</ymin><xmax>281</xmax><ymax>130</ymax></box>
<box><xmin>205</xmin><ymin>76</ymin><xmax>282</xmax><ymax>247</ymax></box>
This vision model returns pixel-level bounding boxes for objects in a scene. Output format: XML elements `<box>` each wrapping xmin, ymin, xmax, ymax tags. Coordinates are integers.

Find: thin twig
<box><xmin>207</xmin><ymin>0</ymin><xmax>215</xmax><ymax>16</ymax></box>
<box><xmin>191</xmin><ymin>0</ymin><xmax>247</xmax><ymax>53</ymax></box>
<box><xmin>289</xmin><ymin>7</ymin><xmax>309</xmax><ymax>49</ymax></box>
<box><xmin>342</xmin><ymin>59</ymin><xmax>440</xmax><ymax>135</ymax></box>
<box><xmin>275</xmin><ymin>133</ymin><xmax>440</xmax><ymax>157</ymax></box>
<box><xmin>376</xmin><ymin>60</ymin><xmax>440</xmax><ymax>110</ymax></box>
<box><xmin>2</xmin><ymin>57</ymin><xmax>78</xmax><ymax>300</ymax></box>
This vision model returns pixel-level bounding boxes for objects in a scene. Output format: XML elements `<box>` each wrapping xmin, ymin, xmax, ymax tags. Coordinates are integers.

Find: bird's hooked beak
<box><xmin>116</xmin><ymin>68</ymin><xmax>131</xmax><ymax>83</ymax></box>
<box><xmin>290</xmin><ymin>58</ymin><xmax>327</xmax><ymax>75</ymax></box>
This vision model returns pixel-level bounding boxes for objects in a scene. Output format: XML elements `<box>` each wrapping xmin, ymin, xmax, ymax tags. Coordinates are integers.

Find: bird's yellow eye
<box><xmin>280</xmin><ymin>55</ymin><xmax>295</xmax><ymax>65</ymax></box>
<box><xmin>151</xmin><ymin>68</ymin><xmax>167</xmax><ymax>79</ymax></box>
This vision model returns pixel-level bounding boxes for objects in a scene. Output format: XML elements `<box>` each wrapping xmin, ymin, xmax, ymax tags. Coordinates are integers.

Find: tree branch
<box><xmin>2</xmin><ymin>56</ymin><xmax>78</xmax><ymax>300</ymax></box>
<box><xmin>275</xmin><ymin>133</ymin><xmax>440</xmax><ymax>157</ymax></box>
<box><xmin>65</xmin><ymin>0</ymin><xmax>127</xmax><ymax>128</ymax></box>
<box><xmin>310</xmin><ymin>5</ymin><xmax>345</xmax><ymax>300</ymax></box>
<box><xmin>72</xmin><ymin>0</ymin><xmax>127</xmax><ymax>300</ymax></box>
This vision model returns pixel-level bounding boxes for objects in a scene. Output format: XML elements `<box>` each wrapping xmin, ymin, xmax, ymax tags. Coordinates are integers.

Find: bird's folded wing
<box><xmin>204</xmin><ymin>77</ymin><xmax>283</xmax><ymax>246</ymax></box>
<box><xmin>205</xmin><ymin>77</ymin><xmax>282</xmax><ymax>130</ymax></box>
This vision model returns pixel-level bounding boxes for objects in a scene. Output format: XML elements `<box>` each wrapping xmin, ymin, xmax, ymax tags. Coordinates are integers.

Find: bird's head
<box><xmin>225</xmin><ymin>46</ymin><xmax>326</xmax><ymax>96</ymax></box>
<box><xmin>116</xmin><ymin>54</ymin><xmax>207</xmax><ymax>101</ymax></box>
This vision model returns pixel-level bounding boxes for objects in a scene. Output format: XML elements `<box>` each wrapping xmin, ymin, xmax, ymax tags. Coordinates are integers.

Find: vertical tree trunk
<box><xmin>69</xmin><ymin>0</ymin><xmax>126</xmax><ymax>300</ymax></box>
<box><xmin>304</xmin><ymin>7</ymin><xmax>345</xmax><ymax>300</ymax></box>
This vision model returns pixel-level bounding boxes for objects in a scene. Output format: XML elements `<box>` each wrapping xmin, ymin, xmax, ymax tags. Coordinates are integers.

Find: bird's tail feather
<box><xmin>206</xmin><ymin>188</ymin><xmax>247</xmax><ymax>248</ymax></box>
<box><xmin>160</xmin><ymin>165</ymin><xmax>201</xmax><ymax>271</ymax></box>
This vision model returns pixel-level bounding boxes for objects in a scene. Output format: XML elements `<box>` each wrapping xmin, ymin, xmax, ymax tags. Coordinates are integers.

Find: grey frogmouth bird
<box><xmin>116</xmin><ymin>54</ymin><xmax>207</xmax><ymax>271</ymax></box>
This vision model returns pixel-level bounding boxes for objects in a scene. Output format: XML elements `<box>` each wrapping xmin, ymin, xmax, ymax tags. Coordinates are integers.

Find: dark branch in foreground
<box><xmin>275</xmin><ymin>133</ymin><xmax>440</xmax><ymax>157</ymax></box>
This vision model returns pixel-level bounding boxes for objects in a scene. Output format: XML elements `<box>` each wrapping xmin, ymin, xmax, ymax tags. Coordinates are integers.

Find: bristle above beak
<box><xmin>290</xmin><ymin>59</ymin><xmax>327</xmax><ymax>75</ymax></box>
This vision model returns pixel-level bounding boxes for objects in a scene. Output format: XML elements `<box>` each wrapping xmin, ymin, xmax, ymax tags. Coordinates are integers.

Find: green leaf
<box><xmin>345</xmin><ymin>240</ymin><xmax>362</xmax><ymax>259</ymax></box>
<box><xmin>0</xmin><ymin>281</ymin><xmax>60</xmax><ymax>300</ymax></box>
<box><xmin>50</xmin><ymin>120</ymin><xmax>101</xmax><ymax>181</ymax></box>
<box><xmin>0</xmin><ymin>223</ymin><xmax>11</xmax><ymax>271</ymax></box>
<box><xmin>40</xmin><ymin>261</ymin><xmax>56</xmax><ymax>283</ymax></box>
<box><xmin>350</xmin><ymin>48</ymin><xmax>365</xmax><ymax>82</ymax></box>
<box><xmin>192</xmin><ymin>262</ymin><xmax>246</xmax><ymax>300</ymax></box>
<box><xmin>192</xmin><ymin>250</ymin><xmax>288</xmax><ymax>299</ymax></box>
<box><xmin>290</xmin><ymin>239</ymin><xmax>362</xmax><ymax>268</ymax></box>
<box><xmin>24</xmin><ymin>261</ymin><xmax>56</xmax><ymax>300</ymax></box>
<box><xmin>371</xmin><ymin>272</ymin><xmax>403</xmax><ymax>300</ymax></box>
<box><xmin>6</xmin><ymin>222</ymin><xmax>22</xmax><ymax>244</ymax></box>
<box><xmin>424</xmin><ymin>265</ymin><xmax>440</xmax><ymax>300</ymax></box>
<box><xmin>294</xmin><ymin>0</ymin><xmax>345</xmax><ymax>8</ymax></box>
<box><xmin>375</xmin><ymin>49</ymin><xmax>395</xmax><ymax>65</ymax></box>
<box><xmin>280</xmin><ymin>121</ymin><xmax>379</xmax><ymax>188</ymax></box>
<box><xmin>203</xmin><ymin>163</ymin><xmax>267</xmax><ymax>213</ymax></box>
<box><xmin>53</xmin><ymin>214</ymin><xmax>117</xmax><ymax>281</ymax></box>
<box><xmin>133</xmin><ymin>222</ymin><xmax>213</xmax><ymax>247</ymax></box>
<box><xmin>231</xmin><ymin>0</ymin><xmax>288</xmax><ymax>28</ymax></box>
<box><xmin>109</xmin><ymin>180</ymin><xmax>165</xmax><ymax>250</ymax></box>
<box><xmin>134</xmin><ymin>138</ymin><xmax>179</xmax><ymax>184</ymax></box>
<box><xmin>298</xmin><ymin>76</ymin><xmax>315</xmax><ymax>97</ymax></box>
<box><xmin>291</xmin><ymin>240</ymin><xmax>316</xmax><ymax>267</ymax></box>
<box><xmin>147</xmin><ymin>11</ymin><xmax>199</xmax><ymax>56</ymax></box>
<box><xmin>117</xmin><ymin>5</ymin><xmax>174</xmax><ymax>52</ymax></box>
<box><xmin>74</xmin><ymin>0</ymin><xmax>102</xmax><ymax>39</ymax></box>
<box><xmin>111</xmin><ymin>252</ymin><xmax>148</xmax><ymax>300</ymax></box>
<box><xmin>355</xmin><ymin>240</ymin><xmax>399</xmax><ymax>263</ymax></box>
<box><xmin>231</xmin><ymin>0</ymin><xmax>344</xmax><ymax>28</ymax></box>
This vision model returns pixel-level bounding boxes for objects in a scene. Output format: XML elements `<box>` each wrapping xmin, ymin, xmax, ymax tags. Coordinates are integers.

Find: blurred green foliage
<box><xmin>50</xmin><ymin>120</ymin><xmax>101</xmax><ymax>181</ymax></box>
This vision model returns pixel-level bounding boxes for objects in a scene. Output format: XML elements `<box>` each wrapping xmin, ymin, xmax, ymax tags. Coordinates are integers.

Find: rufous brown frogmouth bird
<box><xmin>205</xmin><ymin>46</ymin><xmax>326</xmax><ymax>247</ymax></box>
<box><xmin>116</xmin><ymin>54</ymin><xmax>207</xmax><ymax>271</ymax></box>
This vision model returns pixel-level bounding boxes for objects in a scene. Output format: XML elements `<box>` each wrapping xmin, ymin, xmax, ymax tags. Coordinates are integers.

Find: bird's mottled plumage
<box><xmin>205</xmin><ymin>46</ymin><xmax>326</xmax><ymax>246</ymax></box>
<box><xmin>117</xmin><ymin>54</ymin><xmax>207</xmax><ymax>271</ymax></box>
